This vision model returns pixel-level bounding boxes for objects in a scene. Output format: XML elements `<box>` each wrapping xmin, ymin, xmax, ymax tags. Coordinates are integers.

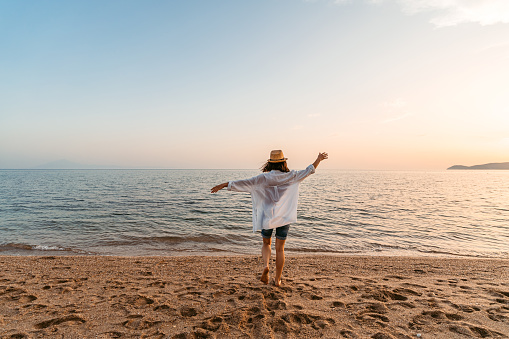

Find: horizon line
<box><xmin>0</xmin><ymin>167</ymin><xmax>457</xmax><ymax>171</ymax></box>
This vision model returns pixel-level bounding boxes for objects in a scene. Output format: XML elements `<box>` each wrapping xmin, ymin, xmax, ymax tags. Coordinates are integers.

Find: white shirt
<box><xmin>227</xmin><ymin>164</ymin><xmax>315</xmax><ymax>232</ymax></box>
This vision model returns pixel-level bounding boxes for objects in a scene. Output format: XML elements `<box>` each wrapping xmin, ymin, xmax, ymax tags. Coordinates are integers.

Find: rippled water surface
<box><xmin>1</xmin><ymin>169</ymin><xmax>508</xmax><ymax>257</ymax></box>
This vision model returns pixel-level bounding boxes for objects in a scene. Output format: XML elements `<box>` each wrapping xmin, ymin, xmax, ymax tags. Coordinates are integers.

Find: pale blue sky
<box><xmin>1</xmin><ymin>0</ymin><xmax>508</xmax><ymax>169</ymax></box>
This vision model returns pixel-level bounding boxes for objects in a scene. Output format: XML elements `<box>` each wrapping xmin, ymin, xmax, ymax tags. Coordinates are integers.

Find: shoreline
<box><xmin>1</xmin><ymin>247</ymin><xmax>507</xmax><ymax>259</ymax></box>
<box><xmin>1</xmin><ymin>255</ymin><xmax>508</xmax><ymax>338</ymax></box>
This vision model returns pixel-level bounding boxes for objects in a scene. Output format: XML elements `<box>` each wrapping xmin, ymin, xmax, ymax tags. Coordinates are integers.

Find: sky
<box><xmin>1</xmin><ymin>0</ymin><xmax>508</xmax><ymax>170</ymax></box>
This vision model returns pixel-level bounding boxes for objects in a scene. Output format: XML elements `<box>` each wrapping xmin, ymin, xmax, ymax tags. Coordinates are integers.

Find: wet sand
<box><xmin>1</xmin><ymin>255</ymin><xmax>508</xmax><ymax>338</ymax></box>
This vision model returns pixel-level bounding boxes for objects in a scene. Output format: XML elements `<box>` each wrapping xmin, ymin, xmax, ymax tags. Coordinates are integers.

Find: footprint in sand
<box><xmin>487</xmin><ymin>312</ymin><xmax>509</xmax><ymax>322</ymax></box>
<box><xmin>356</xmin><ymin>312</ymin><xmax>390</xmax><ymax>323</ymax></box>
<box><xmin>1</xmin><ymin>288</ymin><xmax>38</xmax><ymax>304</ymax></box>
<box><xmin>1</xmin><ymin>287</ymin><xmax>26</xmax><ymax>298</ymax></box>
<box><xmin>383</xmin><ymin>275</ymin><xmax>408</xmax><ymax>281</ymax></box>
<box><xmin>35</xmin><ymin>315</ymin><xmax>86</xmax><ymax>329</ymax></box>
<box><xmin>172</xmin><ymin>328</ymin><xmax>211</xmax><ymax>339</ymax></box>
<box><xmin>179</xmin><ymin>290</ymin><xmax>203</xmax><ymax>299</ymax></box>
<box><xmin>4</xmin><ymin>333</ymin><xmax>29</xmax><ymax>339</ymax></box>
<box><xmin>366</xmin><ymin>302</ymin><xmax>389</xmax><ymax>314</ymax></box>
<box><xmin>262</xmin><ymin>289</ymin><xmax>284</xmax><ymax>301</ymax></box>
<box><xmin>339</xmin><ymin>329</ymin><xmax>358</xmax><ymax>338</ymax></box>
<box><xmin>22</xmin><ymin>303</ymin><xmax>47</xmax><ymax>310</ymax></box>
<box><xmin>153</xmin><ymin>304</ymin><xmax>177</xmax><ymax>314</ymax></box>
<box><xmin>212</xmin><ymin>287</ymin><xmax>237</xmax><ymax>298</ymax></box>
<box><xmin>362</xmin><ymin>287</ymin><xmax>409</xmax><ymax>302</ymax></box>
<box><xmin>392</xmin><ymin>301</ymin><xmax>416</xmax><ymax>309</ymax></box>
<box><xmin>400</xmin><ymin>282</ymin><xmax>427</xmax><ymax>289</ymax></box>
<box><xmin>451</xmin><ymin>303</ymin><xmax>480</xmax><ymax>313</ymax></box>
<box><xmin>200</xmin><ymin>315</ymin><xmax>230</xmax><ymax>332</ymax></box>
<box><xmin>410</xmin><ymin>309</ymin><xmax>464</xmax><ymax>328</ymax></box>
<box><xmin>349</xmin><ymin>302</ymin><xmax>391</xmax><ymax>324</ymax></box>
<box><xmin>449</xmin><ymin>324</ymin><xmax>506</xmax><ymax>337</ymax></box>
<box><xmin>122</xmin><ymin>315</ymin><xmax>161</xmax><ymax>330</ymax></box>
<box><xmin>99</xmin><ymin>331</ymin><xmax>125</xmax><ymax>338</ymax></box>
<box><xmin>486</xmin><ymin>289</ymin><xmax>509</xmax><ymax>305</ymax></box>
<box><xmin>110</xmin><ymin>294</ymin><xmax>155</xmax><ymax>309</ymax></box>
<box><xmin>332</xmin><ymin>301</ymin><xmax>345</xmax><ymax>308</ymax></box>
<box><xmin>300</xmin><ymin>291</ymin><xmax>323</xmax><ymax>300</ymax></box>
<box><xmin>105</xmin><ymin>280</ymin><xmax>126</xmax><ymax>290</ymax></box>
<box><xmin>266</xmin><ymin>300</ymin><xmax>287</xmax><ymax>311</ymax></box>
<box><xmin>203</xmin><ymin>305</ymin><xmax>271</xmax><ymax>337</ymax></box>
<box><xmin>371</xmin><ymin>331</ymin><xmax>412</xmax><ymax>339</ymax></box>
<box><xmin>392</xmin><ymin>288</ymin><xmax>422</xmax><ymax>297</ymax></box>
<box><xmin>283</xmin><ymin>312</ymin><xmax>319</xmax><ymax>324</ymax></box>
<box><xmin>18</xmin><ymin>295</ymin><xmax>37</xmax><ymax>303</ymax></box>
<box><xmin>179</xmin><ymin>305</ymin><xmax>198</xmax><ymax>317</ymax></box>
<box><xmin>147</xmin><ymin>280</ymin><xmax>167</xmax><ymax>288</ymax></box>
<box><xmin>272</xmin><ymin>312</ymin><xmax>335</xmax><ymax>334</ymax></box>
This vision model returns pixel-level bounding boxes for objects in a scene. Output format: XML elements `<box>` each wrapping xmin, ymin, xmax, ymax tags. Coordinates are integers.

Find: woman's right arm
<box><xmin>312</xmin><ymin>152</ymin><xmax>328</xmax><ymax>169</ymax></box>
<box><xmin>286</xmin><ymin>152</ymin><xmax>329</xmax><ymax>184</ymax></box>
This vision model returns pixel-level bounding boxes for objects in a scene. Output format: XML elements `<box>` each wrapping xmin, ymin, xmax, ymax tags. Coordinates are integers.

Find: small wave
<box><xmin>114</xmin><ymin>233</ymin><xmax>251</xmax><ymax>248</ymax></box>
<box><xmin>287</xmin><ymin>247</ymin><xmax>362</xmax><ymax>254</ymax></box>
<box><xmin>33</xmin><ymin>245</ymin><xmax>68</xmax><ymax>251</ymax></box>
<box><xmin>151</xmin><ymin>234</ymin><xmax>248</xmax><ymax>245</ymax></box>
<box><xmin>417</xmin><ymin>248</ymin><xmax>507</xmax><ymax>259</ymax></box>
<box><xmin>0</xmin><ymin>243</ymin><xmax>33</xmax><ymax>251</ymax></box>
<box><xmin>0</xmin><ymin>243</ymin><xmax>89</xmax><ymax>255</ymax></box>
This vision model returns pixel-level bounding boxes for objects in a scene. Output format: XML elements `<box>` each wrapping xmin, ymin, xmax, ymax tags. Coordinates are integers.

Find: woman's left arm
<box><xmin>211</xmin><ymin>182</ymin><xmax>229</xmax><ymax>193</ymax></box>
<box><xmin>211</xmin><ymin>173</ymin><xmax>264</xmax><ymax>194</ymax></box>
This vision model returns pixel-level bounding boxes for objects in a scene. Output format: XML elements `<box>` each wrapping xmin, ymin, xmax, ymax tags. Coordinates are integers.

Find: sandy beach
<box><xmin>1</xmin><ymin>255</ymin><xmax>508</xmax><ymax>338</ymax></box>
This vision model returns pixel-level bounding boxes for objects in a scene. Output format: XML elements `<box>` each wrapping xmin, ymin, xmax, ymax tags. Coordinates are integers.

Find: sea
<box><xmin>1</xmin><ymin>169</ymin><xmax>508</xmax><ymax>258</ymax></box>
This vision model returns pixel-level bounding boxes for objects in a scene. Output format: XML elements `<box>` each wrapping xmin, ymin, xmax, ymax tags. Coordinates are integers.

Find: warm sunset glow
<box><xmin>1</xmin><ymin>1</ymin><xmax>508</xmax><ymax>170</ymax></box>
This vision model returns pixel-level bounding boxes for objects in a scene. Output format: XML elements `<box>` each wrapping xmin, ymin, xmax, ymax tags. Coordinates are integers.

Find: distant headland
<box><xmin>447</xmin><ymin>162</ymin><xmax>509</xmax><ymax>170</ymax></box>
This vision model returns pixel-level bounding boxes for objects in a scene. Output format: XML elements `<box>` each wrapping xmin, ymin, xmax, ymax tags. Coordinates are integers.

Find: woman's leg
<box><xmin>261</xmin><ymin>236</ymin><xmax>271</xmax><ymax>284</ymax></box>
<box><xmin>274</xmin><ymin>238</ymin><xmax>286</xmax><ymax>287</ymax></box>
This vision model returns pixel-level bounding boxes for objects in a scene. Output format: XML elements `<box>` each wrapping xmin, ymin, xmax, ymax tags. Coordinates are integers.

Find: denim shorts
<box><xmin>261</xmin><ymin>224</ymin><xmax>290</xmax><ymax>240</ymax></box>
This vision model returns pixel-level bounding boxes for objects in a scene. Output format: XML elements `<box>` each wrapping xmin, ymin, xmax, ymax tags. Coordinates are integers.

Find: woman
<box><xmin>211</xmin><ymin>150</ymin><xmax>328</xmax><ymax>287</ymax></box>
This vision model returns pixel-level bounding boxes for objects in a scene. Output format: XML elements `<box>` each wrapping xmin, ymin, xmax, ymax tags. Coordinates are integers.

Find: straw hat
<box><xmin>268</xmin><ymin>150</ymin><xmax>287</xmax><ymax>163</ymax></box>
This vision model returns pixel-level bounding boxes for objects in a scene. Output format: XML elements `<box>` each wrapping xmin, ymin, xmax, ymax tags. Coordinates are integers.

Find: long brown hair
<box><xmin>261</xmin><ymin>161</ymin><xmax>290</xmax><ymax>173</ymax></box>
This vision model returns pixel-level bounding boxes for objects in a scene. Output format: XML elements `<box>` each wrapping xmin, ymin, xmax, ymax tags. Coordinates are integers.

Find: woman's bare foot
<box><xmin>275</xmin><ymin>278</ymin><xmax>282</xmax><ymax>287</ymax></box>
<box><xmin>260</xmin><ymin>267</ymin><xmax>269</xmax><ymax>284</ymax></box>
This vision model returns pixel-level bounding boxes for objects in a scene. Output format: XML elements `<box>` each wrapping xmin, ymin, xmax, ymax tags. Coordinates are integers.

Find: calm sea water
<box><xmin>0</xmin><ymin>169</ymin><xmax>508</xmax><ymax>258</ymax></box>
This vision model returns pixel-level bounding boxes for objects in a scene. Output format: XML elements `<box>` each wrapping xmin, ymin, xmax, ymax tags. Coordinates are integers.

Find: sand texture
<box><xmin>1</xmin><ymin>255</ymin><xmax>509</xmax><ymax>338</ymax></box>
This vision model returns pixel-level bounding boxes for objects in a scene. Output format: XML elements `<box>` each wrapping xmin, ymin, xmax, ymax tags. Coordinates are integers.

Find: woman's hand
<box><xmin>317</xmin><ymin>152</ymin><xmax>328</xmax><ymax>161</ymax></box>
<box><xmin>312</xmin><ymin>152</ymin><xmax>328</xmax><ymax>169</ymax></box>
<box><xmin>211</xmin><ymin>182</ymin><xmax>228</xmax><ymax>193</ymax></box>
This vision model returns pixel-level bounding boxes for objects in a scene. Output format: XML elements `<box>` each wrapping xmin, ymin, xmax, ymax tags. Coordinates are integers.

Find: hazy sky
<box><xmin>1</xmin><ymin>0</ymin><xmax>508</xmax><ymax>170</ymax></box>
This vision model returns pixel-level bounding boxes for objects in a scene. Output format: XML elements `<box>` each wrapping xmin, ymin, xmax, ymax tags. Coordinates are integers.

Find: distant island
<box><xmin>447</xmin><ymin>162</ymin><xmax>509</xmax><ymax>170</ymax></box>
